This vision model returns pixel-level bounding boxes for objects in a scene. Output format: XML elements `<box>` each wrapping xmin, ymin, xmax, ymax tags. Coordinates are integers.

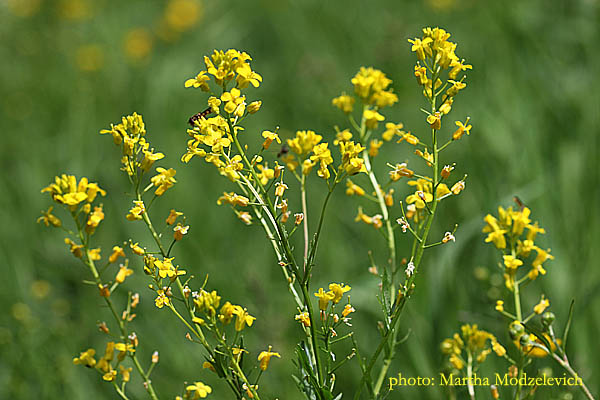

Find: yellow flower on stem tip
<box><xmin>232</xmin><ymin>306</ymin><xmax>256</xmax><ymax>331</ymax></box>
<box><xmin>126</xmin><ymin>200</ymin><xmax>145</xmax><ymax>221</ymax></box>
<box><xmin>119</xmin><ymin>366</ymin><xmax>132</xmax><ymax>382</ymax></box>
<box><xmin>345</xmin><ymin>179</ymin><xmax>365</xmax><ymax>196</ymax></box>
<box><xmin>151</xmin><ymin>167</ymin><xmax>176</xmax><ymax>196</ymax></box>
<box><xmin>382</xmin><ymin>122</ymin><xmax>403</xmax><ymax>141</ymax></box>
<box><xmin>37</xmin><ymin>206</ymin><xmax>62</xmax><ymax>227</ymax></box>
<box><xmin>452</xmin><ymin>119</ymin><xmax>471</xmax><ymax>140</ymax></box>
<box><xmin>295</xmin><ymin>311</ymin><xmax>311</xmax><ymax>327</ymax></box>
<box><xmin>64</xmin><ymin>238</ymin><xmax>84</xmax><ymax>258</ymax></box>
<box><xmin>221</xmin><ymin>88</ymin><xmax>246</xmax><ymax>117</ymax></box>
<box><xmin>73</xmin><ymin>348</ymin><xmax>96</xmax><ymax>367</ymax></box>
<box><xmin>173</xmin><ymin>223</ymin><xmax>189</xmax><ymax>241</ymax></box>
<box><xmin>534</xmin><ymin>297</ymin><xmax>550</xmax><ymax>314</ymax></box>
<box><xmin>262</xmin><ymin>130</ymin><xmax>281</xmax><ymax>149</ymax></box>
<box><xmin>397</xmin><ymin>131</ymin><xmax>419</xmax><ymax>145</ymax></box>
<box><xmin>235</xmin><ymin>62</ymin><xmax>262</xmax><ymax>89</ymax></box>
<box><xmin>363</xmin><ymin>109</ymin><xmax>385</xmax><ymax>130</ymax></box>
<box><xmin>328</xmin><ymin>283</ymin><xmax>351</xmax><ymax>304</ymax></box>
<box><xmin>314</xmin><ymin>288</ymin><xmax>335</xmax><ymax>311</ymax></box>
<box><xmin>495</xmin><ymin>300</ymin><xmax>504</xmax><ymax>312</ymax></box>
<box><xmin>217</xmin><ymin>192</ymin><xmax>249</xmax><ymax>207</ymax></box>
<box><xmin>408</xmin><ymin>37</ymin><xmax>433</xmax><ymax>61</ymax></box>
<box><xmin>389</xmin><ymin>163</ymin><xmax>414</xmax><ymax>181</ymax></box>
<box><xmin>287</xmin><ymin>130</ymin><xmax>322</xmax><ymax>156</ymax></box>
<box><xmin>166</xmin><ymin>209</ymin><xmax>183</xmax><ymax>225</ymax></box>
<box><xmin>85</xmin><ymin>205</ymin><xmax>104</xmax><ymax>233</ymax></box>
<box><xmin>41</xmin><ymin>174</ymin><xmax>106</xmax><ymax>207</ymax></box>
<box><xmin>141</xmin><ymin>149</ymin><xmax>165</xmax><ymax>171</ymax></box>
<box><xmin>185</xmin><ymin>71</ymin><xmax>210</xmax><ymax>91</ymax></box>
<box><xmin>332</xmin><ymin>93</ymin><xmax>355</xmax><ymax>113</ymax></box>
<box><xmin>446</xmin><ymin>80</ymin><xmax>466</xmax><ymax>97</ymax></box>
<box><xmin>154</xmin><ymin>289</ymin><xmax>170</xmax><ymax>308</ymax></box>
<box><xmin>483</xmin><ymin>214</ymin><xmax>507</xmax><ymax>249</ymax></box>
<box><xmin>258</xmin><ymin>346</ymin><xmax>281</xmax><ymax>371</ymax></box>
<box><xmin>115</xmin><ymin>265</ymin><xmax>133</xmax><ymax>283</ymax></box>
<box><xmin>503</xmin><ymin>255</ymin><xmax>523</xmax><ymax>271</ymax></box>
<box><xmin>368</xmin><ymin>139</ymin><xmax>383</xmax><ymax>157</ymax></box>
<box><xmin>427</xmin><ymin>112</ymin><xmax>441</xmax><ymax>130</ymax></box>
<box><xmin>108</xmin><ymin>246</ymin><xmax>125</xmax><ymax>264</ymax></box>
<box><xmin>342</xmin><ymin>304</ymin><xmax>356</xmax><ymax>317</ymax></box>
<box><xmin>185</xmin><ymin>382</ymin><xmax>212</xmax><ymax>398</ymax></box>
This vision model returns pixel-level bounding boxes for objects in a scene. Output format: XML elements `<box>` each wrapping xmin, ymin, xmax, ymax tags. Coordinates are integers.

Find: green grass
<box><xmin>1</xmin><ymin>0</ymin><xmax>598</xmax><ymax>398</ymax></box>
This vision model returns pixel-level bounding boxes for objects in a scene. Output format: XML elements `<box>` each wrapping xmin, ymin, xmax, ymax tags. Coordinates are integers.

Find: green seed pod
<box><xmin>542</xmin><ymin>311</ymin><xmax>556</xmax><ymax>327</ymax></box>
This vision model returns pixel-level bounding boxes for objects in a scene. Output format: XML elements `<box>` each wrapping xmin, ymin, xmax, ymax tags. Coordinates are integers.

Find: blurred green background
<box><xmin>1</xmin><ymin>0</ymin><xmax>599</xmax><ymax>398</ymax></box>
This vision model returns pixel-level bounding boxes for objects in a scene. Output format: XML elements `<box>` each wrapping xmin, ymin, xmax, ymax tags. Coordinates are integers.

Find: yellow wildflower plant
<box><xmin>39</xmin><ymin>31</ymin><xmax>595</xmax><ymax>400</ymax></box>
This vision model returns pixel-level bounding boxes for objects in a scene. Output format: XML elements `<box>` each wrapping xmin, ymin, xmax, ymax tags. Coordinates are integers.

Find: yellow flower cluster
<box><xmin>403</xmin><ymin>178</ymin><xmax>463</xmax><ymax>223</ymax></box>
<box><xmin>41</xmin><ymin>174</ymin><xmax>105</xmax><ymax>209</ymax></box>
<box><xmin>483</xmin><ymin>206</ymin><xmax>554</xmax><ymax>283</ymax></box>
<box><xmin>73</xmin><ymin>341</ymin><xmax>135</xmax><ymax>382</ymax></box>
<box><xmin>441</xmin><ymin>324</ymin><xmax>506</xmax><ymax>370</ymax></box>
<box><xmin>100</xmin><ymin>112</ymin><xmax>176</xmax><ymax>199</ymax></box>
<box><xmin>185</xmin><ymin>49</ymin><xmax>262</xmax><ymax>91</ymax></box>
<box><xmin>314</xmin><ymin>283</ymin><xmax>351</xmax><ymax>311</ymax></box>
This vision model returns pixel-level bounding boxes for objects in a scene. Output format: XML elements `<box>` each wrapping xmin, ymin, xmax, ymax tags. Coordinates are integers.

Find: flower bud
<box><xmin>509</xmin><ymin>321</ymin><xmax>525</xmax><ymax>340</ymax></box>
<box><xmin>541</xmin><ymin>311</ymin><xmax>556</xmax><ymax>327</ymax></box>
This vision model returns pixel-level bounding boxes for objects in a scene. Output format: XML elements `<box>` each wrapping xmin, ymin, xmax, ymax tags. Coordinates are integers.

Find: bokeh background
<box><xmin>1</xmin><ymin>0</ymin><xmax>599</xmax><ymax>399</ymax></box>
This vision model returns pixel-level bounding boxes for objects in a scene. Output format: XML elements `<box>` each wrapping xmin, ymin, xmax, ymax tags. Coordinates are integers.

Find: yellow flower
<box><xmin>328</xmin><ymin>283</ymin><xmax>351</xmax><ymax>304</ymax></box>
<box><xmin>295</xmin><ymin>311</ymin><xmax>311</xmax><ymax>327</ymax></box>
<box><xmin>154</xmin><ymin>289</ymin><xmax>170</xmax><ymax>308</ymax></box>
<box><xmin>186</xmin><ymin>382</ymin><xmax>212</xmax><ymax>398</ymax></box>
<box><xmin>232</xmin><ymin>306</ymin><xmax>255</xmax><ymax>331</ymax></box>
<box><xmin>363</xmin><ymin>109</ymin><xmax>384</xmax><ymax>130</ymax></box>
<box><xmin>86</xmin><ymin>205</ymin><xmax>104</xmax><ymax>234</ymax></box>
<box><xmin>41</xmin><ymin>174</ymin><xmax>106</xmax><ymax>207</ymax></box>
<box><xmin>453</xmin><ymin>119</ymin><xmax>472</xmax><ymax>140</ymax></box>
<box><xmin>449</xmin><ymin>59</ymin><xmax>472</xmax><ymax>80</ymax></box>
<box><xmin>108</xmin><ymin>246</ymin><xmax>125</xmax><ymax>264</ymax></box>
<box><xmin>116</xmin><ymin>266</ymin><xmax>133</xmax><ymax>283</ymax></box>
<box><xmin>151</xmin><ymin>167</ymin><xmax>177</xmax><ymax>196</ymax></box>
<box><xmin>185</xmin><ymin>71</ymin><xmax>210</xmax><ymax>91</ymax></box>
<box><xmin>141</xmin><ymin>149</ymin><xmax>165</xmax><ymax>171</ymax></box>
<box><xmin>314</xmin><ymin>288</ymin><xmax>335</xmax><ymax>311</ymax></box>
<box><xmin>73</xmin><ymin>348</ymin><xmax>96</xmax><ymax>367</ymax></box>
<box><xmin>64</xmin><ymin>238</ymin><xmax>84</xmax><ymax>258</ymax></box>
<box><xmin>37</xmin><ymin>206</ymin><xmax>62</xmax><ymax>227</ymax></box>
<box><xmin>427</xmin><ymin>112</ymin><xmax>441</xmax><ymax>130</ymax></box>
<box><xmin>446</xmin><ymin>80</ymin><xmax>466</xmax><ymax>97</ymax></box>
<box><xmin>449</xmin><ymin>354</ymin><xmax>464</xmax><ymax>370</ymax></box>
<box><xmin>450</xmin><ymin>180</ymin><xmax>465</xmax><ymax>195</ymax></box>
<box><xmin>218</xmin><ymin>301</ymin><xmax>236</xmax><ymax>324</ymax></box>
<box><xmin>287</xmin><ymin>130</ymin><xmax>322</xmax><ymax>156</ymax></box>
<box><xmin>332</xmin><ymin>93</ymin><xmax>355</xmax><ymax>113</ymax></box>
<box><xmin>382</xmin><ymin>122</ymin><xmax>403</xmax><ymax>141</ymax></box>
<box><xmin>258</xmin><ymin>346</ymin><xmax>281</xmax><ymax>371</ymax></box>
<box><xmin>221</xmin><ymin>88</ymin><xmax>246</xmax><ymax>117</ymax></box>
<box><xmin>334</xmin><ymin>129</ymin><xmax>353</xmax><ymax>145</ymax></box>
<box><xmin>310</xmin><ymin>143</ymin><xmax>333</xmax><ymax>179</ymax></box>
<box><xmin>247</xmin><ymin>100</ymin><xmax>262</xmax><ymax>114</ymax></box>
<box><xmin>342</xmin><ymin>304</ymin><xmax>356</xmax><ymax>317</ymax></box>
<box><xmin>345</xmin><ymin>179</ymin><xmax>365</xmax><ymax>196</ymax></box>
<box><xmin>126</xmin><ymin>200</ymin><xmax>145</xmax><ymax>221</ymax></box>
<box><xmin>534</xmin><ymin>297</ymin><xmax>550</xmax><ymax>314</ymax></box>
<box><xmin>119</xmin><ymin>366</ymin><xmax>132</xmax><ymax>382</ymax></box>
<box><xmin>217</xmin><ymin>192</ymin><xmax>249</xmax><ymax>207</ymax></box>
<box><xmin>166</xmin><ymin>209</ymin><xmax>183</xmax><ymax>225</ymax></box>
<box><xmin>235</xmin><ymin>62</ymin><xmax>262</xmax><ymax>89</ymax></box>
<box><xmin>495</xmin><ymin>300</ymin><xmax>504</xmax><ymax>312</ymax></box>
<box><xmin>368</xmin><ymin>139</ymin><xmax>383</xmax><ymax>157</ymax></box>
<box><xmin>173</xmin><ymin>224</ymin><xmax>189</xmax><ymax>241</ymax></box>
<box><xmin>511</xmin><ymin>207</ymin><xmax>531</xmax><ymax>235</ymax></box>
<box><xmin>503</xmin><ymin>255</ymin><xmax>523</xmax><ymax>271</ymax></box>
<box><xmin>194</xmin><ymin>289</ymin><xmax>221</xmax><ymax>317</ymax></box>
<box><xmin>408</xmin><ymin>37</ymin><xmax>433</xmax><ymax>60</ymax></box>
<box><xmin>482</xmin><ymin>214</ymin><xmax>507</xmax><ymax>249</ymax></box>
<box><xmin>389</xmin><ymin>163</ymin><xmax>414</xmax><ymax>181</ymax></box>
<box><xmin>262</xmin><ymin>130</ymin><xmax>281</xmax><ymax>149</ymax></box>
<box><xmin>88</xmin><ymin>248</ymin><xmax>101</xmax><ymax>261</ymax></box>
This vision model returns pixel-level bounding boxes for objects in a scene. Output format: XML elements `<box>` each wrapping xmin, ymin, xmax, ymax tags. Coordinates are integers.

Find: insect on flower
<box><xmin>187</xmin><ymin>107</ymin><xmax>213</xmax><ymax>126</ymax></box>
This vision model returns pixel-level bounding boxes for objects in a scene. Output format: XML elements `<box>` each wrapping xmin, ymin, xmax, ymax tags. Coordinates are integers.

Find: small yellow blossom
<box><xmin>185</xmin><ymin>381</ymin><xmax>212</xmax><ymax>398</ymax></box>
<box><xmin>173</xmin><ymin>224</ymin><xmax>189</xmax><ymax>241</ymax></box>
<box><xmin>262</xmin><ymin>130</ymin><xmax>281</xmax><ymax>149</ymax></box>
<box><xmin>166</xmin><ymin>209</ymin><xmax>183</xmax><ymax>225</ymax></box>
<box><xmin>314</xmin><ymin>288</ymin><xmax>335</xmax><ymax>311</ymax></box>
<box><xmin>73</xmin><ymin>348</ymin><xmax>96</xmax><ymax>367</ymax></box>
<box><xmin>453</xmin><ymin>119</ymin><xmax>472</xmax><ymax>140</ymax></box>
<box><xmin>258</xmin><ymin>346</ymin><xmax>281</xmax><ymax>371</ymax></box>
<box><xmin>495</xmin><ymin>300</ymin><xmax>504</xmax><ymax>312</ymax></box>
<box><xmin>37</xmin><ymin>206</ymin><xmax>62</xmax><ymax>227</ymax></box>
<box><xmin>126</xmin><ymin>200</ymin><xmax>145</xmax><ymax>221</ymax></box>
<box><xmin>534</xmin><ymin>297</ymin><xmax>550</xmax><ymax>314</ymax></box>
<box><xmin>154</xmin><ymin>289</ymin><xmax>170</xmax><ymax>308</ymax></box>
<box><xmin>363</xmin><ymin>109</ymin><xmax>385</xmax><ymax>130</ymax></box>
<box><xmin>295</xmin><ymin>311</ymin><xmax>311</xmax><ymax>327</ymax></box>
<box><xmin>332</xmin><ymin>93</ymin><xmax>355</xmax><ymax>113</ymax></box>
<box><xmin>115</xmin><ymin>266</ymin><xmax>133</xmax><ymax>283</ymax></box>
<box><xmin>151</xmin><ymin>167</ymin><xmax>177</xmax><ymax>196</ymax></box>
<box><xmin>328</xmin><ymin>283</ymin><xmax>351</xmax><ymax>304</ymax></box>
<box><xmin>108</xmin><ymin>246</ymin><xmax>125</xmax><ymax>264</ymax></box>
<box><xmin>503</xmin><ymin>255</ymin><xmax>523</xmax><ymax>271</ymax></box>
